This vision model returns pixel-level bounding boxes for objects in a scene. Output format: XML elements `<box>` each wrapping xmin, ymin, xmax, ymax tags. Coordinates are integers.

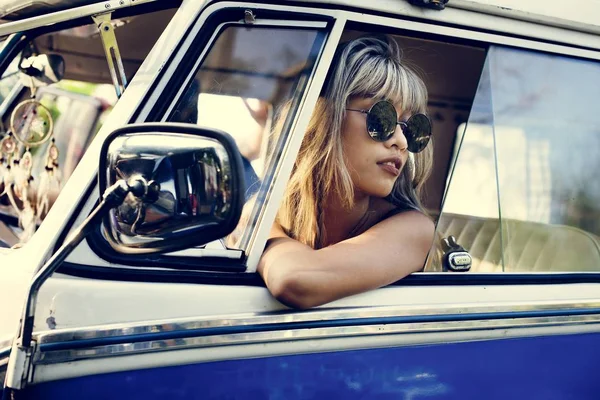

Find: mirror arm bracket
<box><xmin>93</xmin><ymin>13</ymin><xmax>128</xmax><ymax>98</ymax></box>
<box><xmin>5</xmin><ymin>178</ymin><xmax>137</xmax><ymax>391</ymax></box>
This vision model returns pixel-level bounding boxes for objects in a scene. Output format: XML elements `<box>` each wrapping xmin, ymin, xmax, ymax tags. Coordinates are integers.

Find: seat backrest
<box><xmin>426</xmin><ymin>213</ymin><xmax>600</xmax><ymax>272</ymax></box>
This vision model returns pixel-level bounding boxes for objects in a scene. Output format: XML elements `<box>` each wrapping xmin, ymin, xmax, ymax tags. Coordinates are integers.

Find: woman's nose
<box><xmin>385</xmin><ymin>124</ymin><xmax>408</xmax><ymax>151</ymax></box>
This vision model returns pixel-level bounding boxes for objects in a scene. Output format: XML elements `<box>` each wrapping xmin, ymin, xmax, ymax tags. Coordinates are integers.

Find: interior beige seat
<box><xmin>426</xmin><ymin>213</ymin><xmax>600</xmax><ymax>272</ymax></box>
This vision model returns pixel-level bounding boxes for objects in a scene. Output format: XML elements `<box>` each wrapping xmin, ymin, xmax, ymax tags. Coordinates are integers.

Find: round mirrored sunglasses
<box><xmin>346</xmin><ymin>100</ymin><xmax>432</xmax><ymax>153</ymax></box>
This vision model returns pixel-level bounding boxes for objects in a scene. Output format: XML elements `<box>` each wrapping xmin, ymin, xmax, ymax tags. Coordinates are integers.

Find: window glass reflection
<box><xmin>433</xmin><ymin>46</ymin><xmax>600</xmax><ymax>273</ymax></box>
<box><xmin>491</xmin><ymin>46</ymin><xmax>600</xmax><ymax>272</ymax></box>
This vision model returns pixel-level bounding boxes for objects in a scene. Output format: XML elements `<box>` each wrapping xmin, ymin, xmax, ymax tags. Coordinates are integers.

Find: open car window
<box><xmin>430</xmin><ymin>45</ymin><xmax>600</xmax><ymax>273</ymax></box>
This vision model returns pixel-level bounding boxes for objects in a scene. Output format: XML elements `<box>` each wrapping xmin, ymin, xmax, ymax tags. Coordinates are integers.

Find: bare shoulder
<box><xmin>379</xmin><ymin>208</ymin><xmax>434</xmax><ymax>231</ymax></box>
<box><xmin>349</xmin><ymin>197</ymin><xmax>434</xmax><ymax>241</ymax></box>
<box><xmin>385</xmin><ymin>209</ymin><xmax>434</xmax><ymax>230</ymax></box>
<box><xmin>370</xmin><ymin>197</ymin><xmax>432</xmax><ymax>224</ymax></box>
<box><xmin>369</xmin><ymin>198</ymin><xmax>434</xmax><ymax>238</ymax></box>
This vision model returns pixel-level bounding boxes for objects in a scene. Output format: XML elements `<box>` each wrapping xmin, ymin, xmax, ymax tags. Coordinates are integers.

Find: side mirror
<box><xmin>98</xmin><ymin>123</ymin><xmax>245</xmax><ymax>254</ymax></box>
<box><xmin>18</xmin><ymin>53</ymin><xmax>65</xmax><ymax>87</ymax></box>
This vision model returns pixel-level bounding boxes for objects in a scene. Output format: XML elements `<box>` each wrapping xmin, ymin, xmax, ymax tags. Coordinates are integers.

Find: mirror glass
<box><xmin>103</xmin><ymin>131</ymin><xmax>240</xmax><ymax>252</ymax></box>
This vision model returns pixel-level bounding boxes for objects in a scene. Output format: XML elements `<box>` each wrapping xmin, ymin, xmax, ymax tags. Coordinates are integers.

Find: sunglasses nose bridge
<box><xmin>384</xmin><ymin>122</ymin><xmax>408</xmax><ymax>151</ymax></box>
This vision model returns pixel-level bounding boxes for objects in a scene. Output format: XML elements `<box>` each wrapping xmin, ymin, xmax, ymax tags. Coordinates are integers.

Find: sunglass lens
<box><xmin>366</xmin><ymin>101</ymin><xmax>397</xmax><ymax>141</ymax></box>
<box><xmin>405</xmin><ymin>113</ymin><xmax>432</xmax><ymax>153</ymax></box>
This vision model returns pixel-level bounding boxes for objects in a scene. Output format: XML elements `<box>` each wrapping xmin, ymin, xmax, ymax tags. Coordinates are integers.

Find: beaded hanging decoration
<box><xmin>0</xmin><ymin>73</ymin><xmax>57</xmax><ymax>245</ymax></box>
<box><xmin>37</xmin><ymin>138</ymin><xmax>61</xmax><ymax>220</ymax></box>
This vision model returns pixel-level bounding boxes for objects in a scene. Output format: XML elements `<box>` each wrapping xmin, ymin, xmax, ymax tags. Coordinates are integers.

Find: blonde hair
<box><xmin>277</xmin><ymin>35</ymin><xmax>433</xmax><ymax>249</ymax></box>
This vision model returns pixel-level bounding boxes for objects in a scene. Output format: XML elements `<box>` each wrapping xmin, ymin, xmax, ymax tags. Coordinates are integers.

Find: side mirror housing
<box><xmin>98</xmin><ymin>123</ymin><xmax>245</xmax><ymax>254</ymax></box>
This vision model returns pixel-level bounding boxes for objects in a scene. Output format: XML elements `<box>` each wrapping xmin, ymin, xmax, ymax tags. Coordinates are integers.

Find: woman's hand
<box><xmin>257</xmin><ymin>211</ymin><xmax>434</xmax><ymax>309</ymax></box>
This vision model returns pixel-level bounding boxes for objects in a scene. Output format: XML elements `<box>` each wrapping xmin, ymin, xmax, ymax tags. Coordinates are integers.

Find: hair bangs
<box><xmin>349</xmin><ymin>57</ymin><xmax>428</xmax><ymax>116</ymax></box>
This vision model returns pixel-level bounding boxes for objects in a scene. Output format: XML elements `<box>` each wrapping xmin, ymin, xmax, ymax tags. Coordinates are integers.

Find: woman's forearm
<box><xmin>258</xmin><ymin>238</ymin><xmax>375</xmax><ymax>309</ymax></box>
<box><xmin>258</xmin><ymin>236</ymin><xmax>319</xmax><ymax>308</ymax></box>
<box><xmin>258</xmin><ymin>212</ymin><xmax>433</xmax><ymax>309</ymax></box>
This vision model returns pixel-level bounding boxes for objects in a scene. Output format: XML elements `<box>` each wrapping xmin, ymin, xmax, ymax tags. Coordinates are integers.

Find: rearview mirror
<box><xmin>99</xmin><ymin>123</ymin><xmax>245</xmax><ymax>254</ymax></box>
<box><xmin>18</xmin><ymin>53</ymin><xmax>65</xmax><ymax>87</ymax></box>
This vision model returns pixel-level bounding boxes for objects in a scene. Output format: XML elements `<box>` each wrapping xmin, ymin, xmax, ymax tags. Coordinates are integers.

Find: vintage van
<box><xmin>1</xmin><ymin>0</ymin><xmax>600</xmax><ymax>398</ymax></box>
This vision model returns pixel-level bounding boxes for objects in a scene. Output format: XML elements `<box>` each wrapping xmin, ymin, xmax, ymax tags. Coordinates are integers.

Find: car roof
<box><xmin>301</xmin><ymin>0</ymin><xmax>600</xmax><ymax>27</ymax></box>
<box><xmin>1</xmin><ymin>0</ymin><xmax>599</xmax><ymax>28</ymax></box>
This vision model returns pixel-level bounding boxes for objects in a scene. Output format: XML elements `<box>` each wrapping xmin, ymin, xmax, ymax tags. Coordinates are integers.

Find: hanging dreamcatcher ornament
<box><xmin>0</xmin><ymin>52</ymin><xmax>63</xmax><ymax>246</ymax></box>
<box><xmin>10</xmin><ymin>96</ymin><xmax>54</xmax><ymax>147</ymax></box>
<box><xmin>2</xmin><ymin>83</ymin><xmax>56</xmax><ymax>244</ymax></box>
<box><xmin>37</xmin><ymin>138</ymin><xmax>62</xmax><ymax>220</ymax></box>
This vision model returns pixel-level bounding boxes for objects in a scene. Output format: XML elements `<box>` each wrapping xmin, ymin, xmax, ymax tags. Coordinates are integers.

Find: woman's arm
<box><xmin>257</xmin><ymin>211</ymin><xmax>435</xmax><ymax>309</ymax></box>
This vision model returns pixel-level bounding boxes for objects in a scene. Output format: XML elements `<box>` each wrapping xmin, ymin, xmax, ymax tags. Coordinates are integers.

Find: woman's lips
<box><xmin>378</xmin><ymin>161</ymin><xmax>400</xmax><ymax>176</ymax></box>
<box><xmin>377</xmin><ymin>156</ymin><xmax>402</xmax><ymax>177</ymax></box>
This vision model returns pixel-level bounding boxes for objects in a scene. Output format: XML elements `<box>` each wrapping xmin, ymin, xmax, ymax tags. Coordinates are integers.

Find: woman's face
<box><xmin>342</xmin><ymin>97</ymin><xmax>409</xmax><ymax>198</ymax></box>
